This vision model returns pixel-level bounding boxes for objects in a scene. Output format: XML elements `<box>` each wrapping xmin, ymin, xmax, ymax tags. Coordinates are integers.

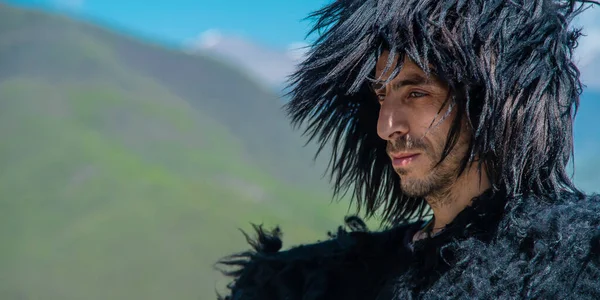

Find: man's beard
<box><xmin>387</xmin><ymin>135</ymin><xmax>460</xmax><ymax>203</ymax></box>
<box><xmin>397</xmin><ymin>163</ymin><xmax>456</xmax><ymax>204</ymax></box>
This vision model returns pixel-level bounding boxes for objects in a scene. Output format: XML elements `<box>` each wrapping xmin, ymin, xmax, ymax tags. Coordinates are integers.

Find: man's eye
<box><xmin>376</xmin><ymin>94</ymin><xmax>386</xmax><ymax>101</ymax></box>
<box><xmin>408</xmin><ymin>91</ymin><xmax>427</xmax><ymax>98</ymax></box>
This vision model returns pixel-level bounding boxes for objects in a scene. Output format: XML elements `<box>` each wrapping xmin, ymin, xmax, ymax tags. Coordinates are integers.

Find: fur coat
<box><xmin>217</xmin><ymin>189</ymin><xmax>600</xmax><ymax>299</ymax></box>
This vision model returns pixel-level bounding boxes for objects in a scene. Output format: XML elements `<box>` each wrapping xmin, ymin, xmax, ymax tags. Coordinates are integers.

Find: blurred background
<box><xmin>0</xmin><ymin>0</ymin><xmax>598</xmax><ymax>299</ymax></box>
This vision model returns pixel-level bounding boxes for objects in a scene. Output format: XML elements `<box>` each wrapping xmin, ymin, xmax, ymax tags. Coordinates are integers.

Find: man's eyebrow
<box><xmin>391</xmin><ymin>73</ymin><xmax>430</xmax><ymax>90</ymax></box>
<box><xmin>370</xmin><ymin>73</ymin><xmax>431</xmax><ymax>92</ymax></box>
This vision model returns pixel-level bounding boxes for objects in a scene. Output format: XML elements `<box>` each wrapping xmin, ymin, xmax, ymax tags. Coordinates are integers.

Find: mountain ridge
<box><xmin>0</xmin><ymin>3</ymin><xmax>332</xmax><ymax>190</ymax></box>
<box><xmin>0</xmin><ymin>4</ymin><xmax>347</xmax><ymax>300</ymax></box>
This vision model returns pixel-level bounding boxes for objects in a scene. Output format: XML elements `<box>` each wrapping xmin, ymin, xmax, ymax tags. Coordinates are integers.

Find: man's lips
<box><xmin>390</xmin><ymin>153</ymin><xmax>420</xmax><ymax>168</ymax></box>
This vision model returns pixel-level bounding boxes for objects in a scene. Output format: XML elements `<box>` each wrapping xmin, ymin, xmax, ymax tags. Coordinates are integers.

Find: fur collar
<box><xmin>217</xmin><ymin>190</ymin><xmax>600</xmax><ymax>299</ymax></box>
<box><xmin>401</xmin><ymin>190</ymin><xmax>600</xmax><ymax>299</ymax></box>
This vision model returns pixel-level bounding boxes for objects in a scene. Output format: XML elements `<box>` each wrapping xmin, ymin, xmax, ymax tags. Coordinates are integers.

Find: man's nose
<box><xmin>377</xmin><ymin>101</ymin><xmax>409</xmax><ymax>141</ymax></box>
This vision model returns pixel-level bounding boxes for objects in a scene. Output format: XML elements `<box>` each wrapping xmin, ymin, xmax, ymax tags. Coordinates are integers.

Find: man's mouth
<box><xmin>390</xmin><ymin>153</ymin><xmax>420</xmax><ymax>168</ymax></box>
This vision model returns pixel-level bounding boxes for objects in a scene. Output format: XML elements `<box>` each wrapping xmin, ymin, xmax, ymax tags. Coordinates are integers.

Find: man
<box><xmin>218</xmin><ymin>0</ymin><xmax>600</xmax><ymax>299</ymax></box>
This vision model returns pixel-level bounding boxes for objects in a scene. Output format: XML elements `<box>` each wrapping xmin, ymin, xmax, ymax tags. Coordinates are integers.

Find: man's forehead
<box><xmin>374</xmin><ymin>52</ymin><xmax>426</xmax><ymax>82</ymax></box>
<box><xmin>372</xmin><ymin>54</ymin><xmax>446</xmax><ymax>91</ymax></box>
<box><xmin>375</xmin><ymin>50</ymin><xmax>399</xmax><ymax>79</ymax></box>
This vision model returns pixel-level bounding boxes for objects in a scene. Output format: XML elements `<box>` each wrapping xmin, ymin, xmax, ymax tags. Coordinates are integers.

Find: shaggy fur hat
<box><xmin>284</xmin><ymin>0</ymin><xmax>599</xmax><ymax>224</ymax></box>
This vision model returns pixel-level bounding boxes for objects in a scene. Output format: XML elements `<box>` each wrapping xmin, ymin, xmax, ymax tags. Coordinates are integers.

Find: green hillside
<box><xmin>0</xmin><ymin>4</ymin><xmax>353</xmax><ymax>300</ymax></box>
<box><xmin>0</xmin><ymin>2</ymin><xmax>332</xmax><ymax>189</ymax></box>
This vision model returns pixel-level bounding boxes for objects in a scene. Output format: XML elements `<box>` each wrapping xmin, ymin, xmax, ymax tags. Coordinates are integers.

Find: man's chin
<box><xmin>395</xmin><ymin>167</ymin><xmax>425</xmax><ymax>178</ymax></box>
<box><xmin>399</xmin><ymin>176</ymin><xmax>429</xmax><ymax>198</ymax></box>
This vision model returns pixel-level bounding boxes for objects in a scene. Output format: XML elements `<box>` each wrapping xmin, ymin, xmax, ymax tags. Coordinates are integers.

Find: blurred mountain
<box><xmin>0</xmin><ymin>3</ymin><xmax>343</xmax><ymax>300</ymax></box>
<box><xmin>0</xmin><ymin>4</ymin><xmax>330</xmax><ymax>189</ymax></box>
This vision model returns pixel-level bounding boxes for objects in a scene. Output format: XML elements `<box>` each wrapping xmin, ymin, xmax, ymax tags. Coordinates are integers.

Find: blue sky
<box><xmin>4</xmin><ymin>0</ymin><xmax>328</xmax><ymax>49</ymax></box>
<box><xmin>6</xmin><ymin>0</ymin><xmax>600</xmax><ymax>87</ymax></box>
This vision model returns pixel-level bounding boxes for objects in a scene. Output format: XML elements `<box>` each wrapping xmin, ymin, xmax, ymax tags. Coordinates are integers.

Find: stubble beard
<box><xmin>396</xmin><ymin>159</ymin><xmax>456</xmax><ymax>207</ymax></box>
<box><xmin>390</xmin><ymin>136</ymin><xmax>464</xmax><ymax>208</ymax></box>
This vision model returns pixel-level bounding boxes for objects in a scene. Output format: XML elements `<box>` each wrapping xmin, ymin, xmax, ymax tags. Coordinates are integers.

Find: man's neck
<box><xmin>424</xmin><ymin>163</ymin><xmax>491</xmax><ymax>236</ymax></box>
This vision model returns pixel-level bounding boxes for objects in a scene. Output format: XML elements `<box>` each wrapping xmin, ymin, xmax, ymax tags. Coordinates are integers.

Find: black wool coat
<box><xmin>217</xmin><ymin>189</ymin><xmax>600</xmax><ymax>299</ymax></box>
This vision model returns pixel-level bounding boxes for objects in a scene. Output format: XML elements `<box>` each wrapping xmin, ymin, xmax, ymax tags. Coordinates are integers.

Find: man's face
<box><xmin>373</xmin><ymin>51</ymin><xmax>471</xmax><ymax>199</ymax></box>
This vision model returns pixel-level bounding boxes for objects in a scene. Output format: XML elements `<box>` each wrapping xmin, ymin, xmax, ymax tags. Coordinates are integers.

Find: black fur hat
<box><xmin>284</xmin><ymin>0</ymin><xmax>599</xmax><ymax>224</ymax></box>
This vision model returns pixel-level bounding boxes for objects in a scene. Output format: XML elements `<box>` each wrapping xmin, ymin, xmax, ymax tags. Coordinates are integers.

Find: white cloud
<box><xmin>185</xmin><ymin>30</ymin><xmax>310</xmax><ymax>88</ymax></box>
<box><xmin>573</xmin><ymin>5</ymin><xmax>600</xmax><ymax>89</ymax></box>
<box><xmin>286</xmin><ymin>42</ymin><xmax>310</xmax><ymax>62</ymax></box>
<box><xmin>191</xmin><ymin>29</ymin><xmax>223</xmax><ymax>49</ymax></box>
